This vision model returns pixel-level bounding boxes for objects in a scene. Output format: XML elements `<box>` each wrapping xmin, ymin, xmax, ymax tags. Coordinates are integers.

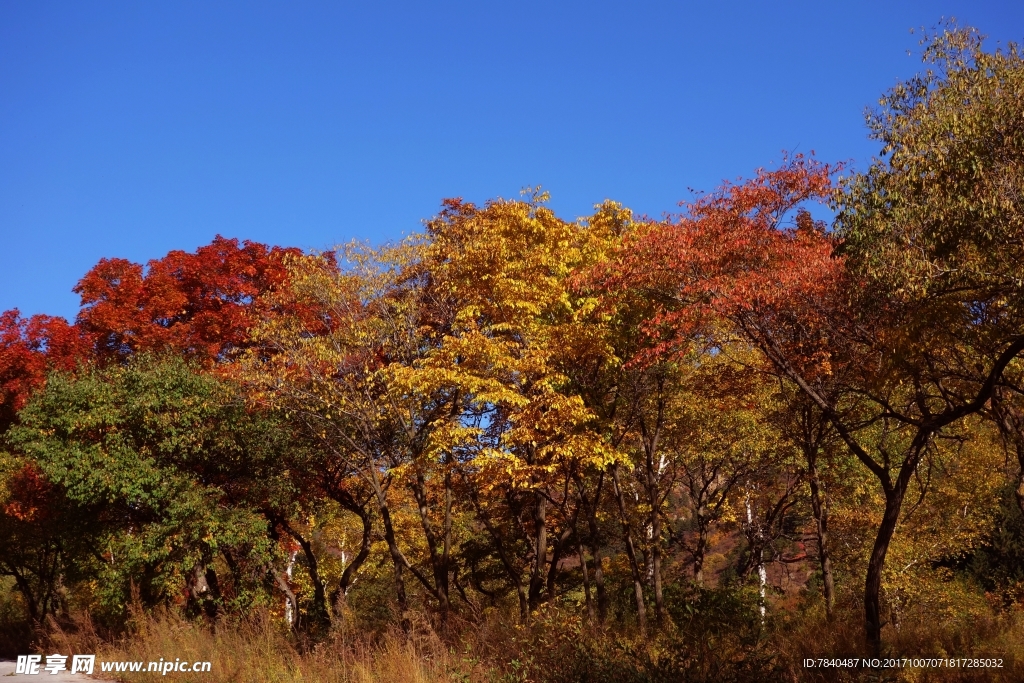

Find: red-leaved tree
<box><xmin>0</xmin><ymin>310</ymin><xmax>88</xmax><ymax>434</ymax></box>
<box><xmin>74</xmin><ymin>235</ymin><xmax>303</xmax><ymax>363</ymax></box>
<box><xmin>597</xmin><ymin>154</ymin><xmax>1024</xmax><ymax>653</ymax></box>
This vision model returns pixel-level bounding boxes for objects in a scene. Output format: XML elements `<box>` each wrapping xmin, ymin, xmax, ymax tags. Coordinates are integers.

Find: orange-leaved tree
<box><xmin>417</xmin><ymin>194</ymin><xmax>618</xmax><ymax>621</ymax></box>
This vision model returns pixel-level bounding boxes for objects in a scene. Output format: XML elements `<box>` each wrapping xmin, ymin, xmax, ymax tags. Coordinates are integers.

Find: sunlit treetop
<box><xmin>74</xmin><ymin>235</ymin><xmax>305</xmax><ymax>363</ymax></box>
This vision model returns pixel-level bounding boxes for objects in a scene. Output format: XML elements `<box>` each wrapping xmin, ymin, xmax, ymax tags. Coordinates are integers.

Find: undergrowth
<box><xmin>28</xmin><ymin>584</ymin><xmax>1024</xmax><ymax>683</ymax></box>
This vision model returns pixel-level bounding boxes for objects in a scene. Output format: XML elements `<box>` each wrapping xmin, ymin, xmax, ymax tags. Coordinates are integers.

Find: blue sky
<box><xmin>2</xmin><ymin>1</ymin><xmax>1021</xmax><ymax>320</ymax></box>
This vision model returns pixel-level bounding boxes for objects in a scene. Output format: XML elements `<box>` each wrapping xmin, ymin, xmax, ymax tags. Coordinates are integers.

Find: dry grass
<box><xmin>772</xmin><ymin>601</ymin><xmax>1024</xmax><ymax>682</ymax></box>
<box><xmin>36</xmin><ymin>597</ymin><xmax>1024</xmax><ymax>683</ymax></box>
<box><xmin>45</xmin><ymin>609</ymin><xmax>490</xmax><ymax>683</ymax></box>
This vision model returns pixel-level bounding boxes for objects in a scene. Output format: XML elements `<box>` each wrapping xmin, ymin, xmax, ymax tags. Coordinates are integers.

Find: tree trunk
<box><xmin>745</xmin><ymin>495</ymin><xmax>766</xmax><ymax>620</ymax></box>
<box><xmin>528</xmin><ymin>492</ymin><xmax>548</xmax><ymax>611</ymax></box>
<box><xmin>646</xmin><ymin>468</ymin><xmax>666</xmax><ymax>625</ymax></box>
<box><xmin>442</xmin><ymin>464</ymin><xmax>453</xmax><ymax>617</ymax></box>
<box><xmin>993</xmin><ymin>394</ymin><xmax>1024</xmax><ymax>516</ymax></box>
<box><xmin>639</xmin><ymin>390</ymin><xmax>667</xmax><ymax>626</ymax></box>
<box><xmin>807</xmin><ymin>452</ymin><xmax>835</xmax><ymax>618</ymax></box>
<box><xmin>368</xmin><ymin>467</ymin><xmax>410</xmax><ymax>629</ymax></box>
<box><xmin>691</xmin><ymin>519</ymin><xmax>709</xmax><ymax>585</ymax></box>
<box><xmin>463</xmin><ymin>473</ymin><xmax>529</xmax><ymax>621</ymax></box>
<box><xmin>1016</xmin><ymin>443</ymin><xmax>1024</xmax><ymax>518</ymax></box>
<box><xmin>591</xmin><ymin>542</ymin><xmax>608</xmax><ymax>624</ymax></box>
<box><xmin>612</xmin><ymin>462</ymin><xmax>647</xmax><ymax>635</ymax></box>
<box><xmin>282</xmin><ymin>523</ymin><xmax>330</xmax><ymax>629</ymax></box>
<box><xmin>272</xmin><ymin>556</ymin><xmax>299</xmax><ymax>630</ymax></box>
<box><xmin>578</xmin><ymin>473</ymin><xmax>608</xmax><ymax>624</ymax></box>
<box><xmin>864</xmin><ymin>436</ymin><xmax>933</xmax><ymax>655</ymax></box>
<box><xmin>331</xmin><ymin>505</ymin><xmax>373</xmax><ymax>617</ymax></box>
<box><xmin>545</xmin><ymin>524</ymin><xmax>572</xmax><ymax>602</ymax></box>
<box><xmin>410</xmin><ymin>470</ymin><xmax>449</xmax><ymax>618</ymax></box>
<box><xmin>10</xmin><ymin>567</ymin><xmax>40</xmax><ymax>623</ymax></box>
<box><xmin>578</xmin><ymin>533</ymin><xmax>595</xmax><ymax>624</ymax></box>
<box><xmin>865</xmin><ymin>471</ymin><xmax>914</xmax><ymax>656</ymax></box>
<box><xmin>380</xmin><ymin>504</ymin><xmax>411</xmax><ymax>629</ymax></box>
<box><xmin>188</xmin><ymin>561</ymin><xmax>221</xmax><ymax>619</ymax></box>
<box><xmin>205</xmin><ymin>567</ymin><xmax>221</xmax><ymax>604</ymax></box>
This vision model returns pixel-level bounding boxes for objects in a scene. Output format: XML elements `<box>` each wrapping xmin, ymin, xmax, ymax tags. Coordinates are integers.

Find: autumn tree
<box><xmin>0</xmin><ymin>455</ymin><xmax>102</xmax><ymax>623</ymax></box>
<box><xmin>74</xmin><ymin>235</ymin><xmax>302</xmax><ymax>363</ymax></box>
<box><xmin>7</xmin><ymin>356</ymin><xmax>285</xmax><ymax>617</ymax></box>
<box><xmin>1</xmin><ymin>236</ymin><xmax>302</xmax><ymax>438</ymax></box>
<box><xmin>416</xmin><ymin>194</ymin><xmax>617</xmax><ymax>620</ymax></box>
<box><xmin>838</xmin><ymin>25</ymin><xmax>1024</xmax><ymax>516</ymax></box>
<box><xmin>602</xmin><ymin>135</ymin><xmax>1023</xmax><ymax>655</ymax></box>
<box><xmin>768</xmin><ymin>386</ymin><xmax>844</xmax><ymax>617</ymax></box>
<box><xmin>239</xmin><ymin>242</ymin><xmax>470</xmax><ymax>626</ymax></box>
<box><xmin>0</xmin><ymin>310</ymin><xmax>88</xmax><ymax>435</ymax></box>
<box><xmin>3</xmin><ymin>26</ymin><xmax>1023</xmax><ymax>666</ymax></box>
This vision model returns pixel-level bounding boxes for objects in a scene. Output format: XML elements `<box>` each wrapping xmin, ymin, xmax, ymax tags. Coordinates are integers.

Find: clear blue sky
<box><xmin>2</xmin><ymin>1</ymin><xmax>1021</xmax><ymax>320</ymax></box>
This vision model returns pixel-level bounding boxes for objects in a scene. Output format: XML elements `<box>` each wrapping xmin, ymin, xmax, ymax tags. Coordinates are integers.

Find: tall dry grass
<box><xmin>45</xmin><ymin>609</ymin><xmax>492</xmax><ymax>683</ymax></box>
<box><xmin>38</xmin><ymin>596</ymin><xmax>1024</xmax><ymax>683</ymax></box>
<box><xmin>772</xmin><ymin>601</ymin><xmax>1024</xmax><ymax>683</ymax></box>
